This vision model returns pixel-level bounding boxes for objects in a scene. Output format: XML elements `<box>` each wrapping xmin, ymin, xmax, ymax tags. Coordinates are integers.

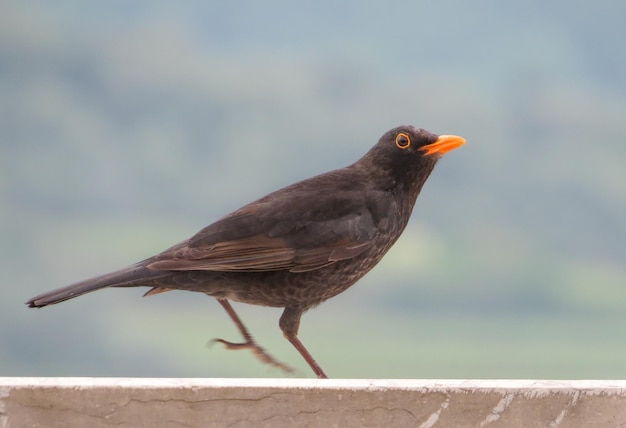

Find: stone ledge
<box><xmin>1</xmin><ymin>378</ymin><xmax>625</xmax><ymax>427</ymax></box>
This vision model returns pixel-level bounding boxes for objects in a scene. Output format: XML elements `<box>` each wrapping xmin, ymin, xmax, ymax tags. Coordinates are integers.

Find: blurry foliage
<box><xmin>1</xmin><ymin>1</ymin><xmax>625</xmax><ymax>378</ymax></box>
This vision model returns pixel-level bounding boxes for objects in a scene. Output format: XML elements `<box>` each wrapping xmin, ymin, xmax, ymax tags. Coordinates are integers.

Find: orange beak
<box><xmin>419</xmin><ymin>134</ymin><xmax>466</xmax><ymax>156</ymax></box>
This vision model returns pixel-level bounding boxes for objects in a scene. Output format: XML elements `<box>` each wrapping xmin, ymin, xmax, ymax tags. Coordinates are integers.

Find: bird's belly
<box><xmin>215</xmin><ymin>234</ymin><xmax>398</xmax><ymax>309</ymax></box>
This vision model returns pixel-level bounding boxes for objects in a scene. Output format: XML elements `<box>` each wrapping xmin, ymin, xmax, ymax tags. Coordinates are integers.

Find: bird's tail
<box><xmin>26</xmin><ymin>263</ymin><xmax>164</xmax><ymax>308</ymax></box>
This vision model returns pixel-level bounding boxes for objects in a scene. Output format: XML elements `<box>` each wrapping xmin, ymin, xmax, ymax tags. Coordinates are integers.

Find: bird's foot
<box><xmin>210</xmin><ymin>337</ymin><xmax>294</xmax><ymax>374</ymax></box>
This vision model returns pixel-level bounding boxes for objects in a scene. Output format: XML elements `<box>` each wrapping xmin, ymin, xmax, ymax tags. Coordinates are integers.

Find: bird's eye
<box><xmin>395</xmin><ymin>133</ymin><xmax>411</xmax><ymax>150</ymax></box>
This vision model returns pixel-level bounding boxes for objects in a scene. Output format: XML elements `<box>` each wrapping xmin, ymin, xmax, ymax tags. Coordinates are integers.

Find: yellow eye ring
<box><xmin>395</xmin><ymin>132</ymin><xmax>411</xmax><ymax>149</ymax></box>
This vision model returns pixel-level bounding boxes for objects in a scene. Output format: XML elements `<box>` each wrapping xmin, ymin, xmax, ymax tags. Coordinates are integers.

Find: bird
<box><xmin>27</xmin><ymin>125</ymin><xmax>465</xmax><ymax>378</ymax></box>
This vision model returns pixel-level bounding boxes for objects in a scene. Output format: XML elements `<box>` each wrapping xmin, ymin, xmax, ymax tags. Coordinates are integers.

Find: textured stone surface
<box><xmin>1</xmin><ymin>378</ymin><xmax>626</xmax><ymax>427</ymax></box>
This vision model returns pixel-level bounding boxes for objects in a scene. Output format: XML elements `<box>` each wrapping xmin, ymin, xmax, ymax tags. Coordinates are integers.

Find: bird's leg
<box><xmin>212</xmin><ymin>298</ymin><xmax>294</xmax><ymax>374</ymax></box>
<box><xmin>280</xmin><ymin>307</ymin><xmax>328</xmax><ymax>379</ymax></box>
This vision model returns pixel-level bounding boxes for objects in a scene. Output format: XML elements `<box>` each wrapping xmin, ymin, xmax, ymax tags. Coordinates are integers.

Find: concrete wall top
<box><xmin>2</xmin><ymin>378</ymin><xmax>626</xmax><ymax>427</ymax></box>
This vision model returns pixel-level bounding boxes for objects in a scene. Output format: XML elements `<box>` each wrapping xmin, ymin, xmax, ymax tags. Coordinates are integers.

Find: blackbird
<box><xmin>27</xmin><ymin>125</ymin><xmax>465</xmax><ymax>378</ymax></box>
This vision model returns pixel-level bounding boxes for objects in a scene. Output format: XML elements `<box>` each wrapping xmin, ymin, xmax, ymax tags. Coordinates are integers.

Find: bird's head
<box><xmin>358</xmin><ymin>125</ymin><xmax>466</xmax><ymax>195</ymax></box>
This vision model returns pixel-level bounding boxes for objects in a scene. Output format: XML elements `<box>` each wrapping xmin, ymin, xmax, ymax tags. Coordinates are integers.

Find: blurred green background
<box><xmin>2</xmin><ymin>1</ymin><xmax>625</xmax><ymax>379</ymax></box>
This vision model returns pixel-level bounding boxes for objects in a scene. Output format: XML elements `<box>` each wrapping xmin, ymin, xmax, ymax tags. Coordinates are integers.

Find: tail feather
<box><xmin>26</xmin><ymin>264</ymin><xmax>164</xmax><ymax>308</ymax></box>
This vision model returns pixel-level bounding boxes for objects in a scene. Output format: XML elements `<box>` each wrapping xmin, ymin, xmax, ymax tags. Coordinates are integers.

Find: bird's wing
<box><xmin>147</xmin><ymin>180</ymin><xmax>386</xmax><ymax>273</ymax></box>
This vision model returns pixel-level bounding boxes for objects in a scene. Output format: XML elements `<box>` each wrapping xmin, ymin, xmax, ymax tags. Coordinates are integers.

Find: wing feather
<box><xmin>146</xmin><ymin>172</ymin><xmax>387</xmax><ymax>273</ymax></box>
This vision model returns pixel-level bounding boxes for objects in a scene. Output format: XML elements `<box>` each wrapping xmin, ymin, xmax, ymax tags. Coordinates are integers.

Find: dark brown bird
<box><xmin>27</xmin><ymin>126</ymin><xmax>465</xmax><ymax>378</ymax></box>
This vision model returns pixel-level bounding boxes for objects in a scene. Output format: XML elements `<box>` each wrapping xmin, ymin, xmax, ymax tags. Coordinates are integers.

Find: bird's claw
<box><xmin>210</xmin><ymin>337</ymin><xmax>294</xmax><ymax>374</ymax></box>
